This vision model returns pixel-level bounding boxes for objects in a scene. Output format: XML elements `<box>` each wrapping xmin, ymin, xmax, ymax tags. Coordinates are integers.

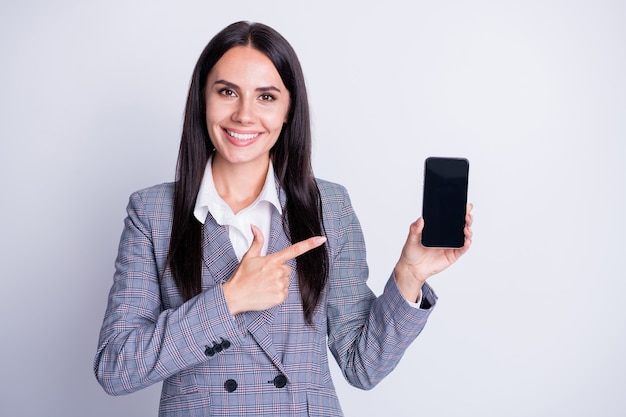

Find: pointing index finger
<box><xmin>271</xmin><ymin>236</ymin><xmax>327</xmax><ymax>264</ymax></box>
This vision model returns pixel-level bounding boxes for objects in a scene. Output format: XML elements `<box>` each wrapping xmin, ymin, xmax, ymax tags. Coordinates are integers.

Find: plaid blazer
<box><xmin>95</xmin><ymin>179</ymin><xmax>437</xmax><ymax>417</ymax></box>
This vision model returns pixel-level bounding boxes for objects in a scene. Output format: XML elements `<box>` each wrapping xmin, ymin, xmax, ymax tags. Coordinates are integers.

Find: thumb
<box><xmin>409</xmin><ymin>217</ymin><xmax>424</xmax><ymax>243</ymax></box>
<box><xmin>244</xmin><ymin>224</ymin><xmax>265</xmax><ymax>258</ymax></box>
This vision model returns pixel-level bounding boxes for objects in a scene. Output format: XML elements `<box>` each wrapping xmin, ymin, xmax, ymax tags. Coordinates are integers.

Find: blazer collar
<box><xmin>200</xmin><ymin>181</ymin><xmax>289</xmax><ymax>285</ymax></box>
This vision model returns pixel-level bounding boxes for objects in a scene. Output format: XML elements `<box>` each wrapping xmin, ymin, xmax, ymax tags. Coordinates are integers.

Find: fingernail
<box><xmin>314</xmin><ymin>236</ymin><xmax>327</xmax><ymax>245</ymax></box>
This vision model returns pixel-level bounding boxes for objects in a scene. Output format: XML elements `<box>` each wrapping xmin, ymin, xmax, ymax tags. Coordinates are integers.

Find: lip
<box><xmin>223</xmin><ymin>128</ymin><xmax>262</xmax><ymax>146</ymax></box>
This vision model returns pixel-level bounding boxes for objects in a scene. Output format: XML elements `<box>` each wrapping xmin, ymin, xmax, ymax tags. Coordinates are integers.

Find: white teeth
<box><xmin>228</xmin><ymin>130</ymin><xmax>258</xmax><ymax>141</ymax></box>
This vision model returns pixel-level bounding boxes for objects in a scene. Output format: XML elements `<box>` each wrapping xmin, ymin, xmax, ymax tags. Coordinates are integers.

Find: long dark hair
<box><xmin>166</xmin><ymin>21</ymin><xmax>328</xmax><ymax>324</ymax></box>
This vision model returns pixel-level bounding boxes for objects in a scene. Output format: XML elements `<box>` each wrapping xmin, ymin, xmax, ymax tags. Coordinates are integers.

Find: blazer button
<box><xmin>224</xmin><ymin>379</ymin><xmax>238</xmax><ymax>393</ymax></box>
<box><xmin>204</xmin><ymin>346</ymin><xmax>215</xmax><ymax>357</ymax></box>
<box><xmin>221</xmin><ymin>339</ymin><xmax>231</xmax><ymax>350</ymax></box>
<box><xmin>273</xmin><ymin>374</ymin><xmax>288</xmax><ymax>389</ymax></box>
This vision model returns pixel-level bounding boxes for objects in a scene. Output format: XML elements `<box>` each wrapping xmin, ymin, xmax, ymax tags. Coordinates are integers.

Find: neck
<box><xmin>211</xmin><ymin>154</ymin><xmax>270</xmax><ymax>214</ymax></box>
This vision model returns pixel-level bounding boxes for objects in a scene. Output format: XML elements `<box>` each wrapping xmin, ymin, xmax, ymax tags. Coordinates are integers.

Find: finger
<box><xmin>462</xmin><ymin>236</ymin><xmax>472</xmax><ymax>252</ymax></box>
<box><xmin>243</xmin><ymin>225</ymin><xmax>265</xmax><ymax>258</ymax></box>
<box><xmin>280</xmin><ymin>264</ymin><xmax>293</xmax><ymax>281</ymax></box>
<box><xmin>408</xmin><ymin>217</ymin><xmax>424</xmax><ymax>243</ymax></box>
<box><xmin>415</xmin><ymin>217</ymin><xmax>425</xmax><ymax>234</ymax></box>
<box><xmin>464</xmin><ymin>224</ymin><xmax>473</xmax><ymax>240</ymax></box>
<box><xmin>271</xmin><ymin>235</ymin><xmax>327</xmax><ymax>264</ymax></box>
<box><xmin>462</xmin><ymin>217</ymin><xmax>473</xmax><ymax>250</ymax></box>
<box><xmin>465</xmin><ymin>203</ymin><xmax>474</xmax><ymax>227</ymax></box>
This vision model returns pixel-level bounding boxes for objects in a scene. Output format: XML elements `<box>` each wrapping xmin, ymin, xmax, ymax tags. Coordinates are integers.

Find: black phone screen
<box><xmin>421</xmin><ymin>157</ymin><xmax>469</xmax><ymax>248</ymax></box>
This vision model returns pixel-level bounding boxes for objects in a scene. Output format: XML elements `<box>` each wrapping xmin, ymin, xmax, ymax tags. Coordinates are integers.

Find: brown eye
<box><xmin>218</xmin><ymin>88</ymin><xmax>236</xmax><ymax>97</ymax></box>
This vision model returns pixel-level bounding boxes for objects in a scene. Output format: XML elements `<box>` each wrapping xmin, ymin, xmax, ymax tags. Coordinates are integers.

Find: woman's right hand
<box><xmin>222</xmin><ymin>225</ymin><xmax>326</xmax><ymax>315</ymax></box>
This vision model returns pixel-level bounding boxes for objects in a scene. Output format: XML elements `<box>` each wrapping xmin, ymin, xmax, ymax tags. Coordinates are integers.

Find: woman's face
<box><xmin>205</xmin><ymin>46</ymin><xmax>290</xmax><ymax>170</ymax></box>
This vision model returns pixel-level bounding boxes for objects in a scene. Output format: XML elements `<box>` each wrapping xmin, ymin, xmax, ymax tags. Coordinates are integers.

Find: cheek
<box><xmin>205</xmin><ymin>105</ymin><xmax>226</xmax><ymax>129</ymax></box>
<box><xmin>283</xmin><ymin>101</ymin><xmax>290</xmax><ymax>124</ymax></box>
<box><xmin>275</xmin><ymin>104</ymin><xmax>290</xmax><ymax>127</ymax></box>
<box><xmin>259</xmin><ymin>108</ymin><xmax>288</xmax><ymax>132</ymax></box>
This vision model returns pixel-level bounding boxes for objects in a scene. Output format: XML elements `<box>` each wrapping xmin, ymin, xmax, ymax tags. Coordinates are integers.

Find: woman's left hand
<box><xmin>394</xmin><ymin>204</ymin><xmax>473</xmax><ymax>303</ymax></box>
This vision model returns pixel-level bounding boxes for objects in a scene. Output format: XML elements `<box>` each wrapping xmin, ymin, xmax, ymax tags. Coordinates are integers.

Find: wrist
<box><xmin>221</xmin><ymin>281</ymin><xmax>242</xmax><ymax>316</ymax></box>
<box><xmin>393</xmin><ymin>263</ymin><xmax>425</xmax><ymax>303</ymax></box>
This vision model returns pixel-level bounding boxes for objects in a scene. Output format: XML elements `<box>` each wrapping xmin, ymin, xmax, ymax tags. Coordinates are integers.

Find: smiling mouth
<box><xmin>227</xmin><ymin>130</ymin><xmax>260</xmax><ymax>141</ymax></box>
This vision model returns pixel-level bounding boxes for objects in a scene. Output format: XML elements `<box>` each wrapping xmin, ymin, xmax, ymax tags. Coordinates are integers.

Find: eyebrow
<box><xmin>213</xmin><ymin>79</ymin><xmax>282</xmax><ymax>94</ymax></box>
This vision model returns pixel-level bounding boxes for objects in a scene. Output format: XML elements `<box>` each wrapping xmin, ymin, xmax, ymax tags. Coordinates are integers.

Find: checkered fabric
<box><xmin>94</xmin><ymin>179</ymin><xmax>437</xmax><ymax>416</ymax></box>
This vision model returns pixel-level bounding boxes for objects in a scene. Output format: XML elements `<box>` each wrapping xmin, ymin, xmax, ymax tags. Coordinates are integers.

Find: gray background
<box><xmin>1</xmin><ymin>1</ymin><xmax>625</xmax><ymax>416</ymax></box>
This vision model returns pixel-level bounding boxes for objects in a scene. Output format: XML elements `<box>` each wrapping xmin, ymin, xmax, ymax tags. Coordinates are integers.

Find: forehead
<box><xmin>209</xmin><ymin>46</ymin><xmax>284</xmax><ymax>86</ymax></box>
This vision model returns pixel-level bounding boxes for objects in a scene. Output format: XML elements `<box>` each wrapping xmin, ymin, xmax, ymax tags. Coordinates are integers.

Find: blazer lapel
<box><xmin>201</xmin><ymin>213</ymin><xmax>239</xmax><ymax>286</ymax></box>
<box><xmin>244</xmin><ymin>206</ymin><xmax>292</xmax><ymax>377</ymax></box>
<box><xmin>201</xmin><ymin>206</ymin><xmax>292</xmax><ymax>377</ymax></box>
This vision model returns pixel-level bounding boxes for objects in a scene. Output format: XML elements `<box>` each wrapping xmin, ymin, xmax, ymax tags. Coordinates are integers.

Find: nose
<box><xmin>232</xmin><ymin>99</ymin><xmax>255</xmax><ymax>124</ymax></box>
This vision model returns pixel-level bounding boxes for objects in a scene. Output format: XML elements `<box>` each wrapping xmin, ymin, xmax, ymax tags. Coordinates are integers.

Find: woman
<box><xmin>94</xmin><ymin>21</ymin><xmax>473</xmax><ymax>417</ymax></box>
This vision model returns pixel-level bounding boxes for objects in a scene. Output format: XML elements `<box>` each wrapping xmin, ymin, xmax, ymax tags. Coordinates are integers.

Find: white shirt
<box><xmin>193</xmin><ymin>156</ymin><xmax>423</xmax><ymax>308</ymax></box>
<box><xmin>193</xmin><ymin>156</ymin><xmax>282</xmax><ymax>261</ymax></box>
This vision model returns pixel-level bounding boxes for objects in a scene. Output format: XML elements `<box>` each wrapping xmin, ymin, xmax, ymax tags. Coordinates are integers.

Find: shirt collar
<box><xmin>193</xmin><ymin>155</ymin><xmax>282</xmax><ymax>224</ymax></box>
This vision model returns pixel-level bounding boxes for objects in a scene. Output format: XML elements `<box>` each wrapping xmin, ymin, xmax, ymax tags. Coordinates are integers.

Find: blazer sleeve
<box><xmin>94</xmin><ymin>189</ymin><xmax>242</xmax><ymax>396</ymax></box>
<box><xmin>325</xmin><ymin>184</ymin><xmax>437</xmax><ymax>390</ymax></box>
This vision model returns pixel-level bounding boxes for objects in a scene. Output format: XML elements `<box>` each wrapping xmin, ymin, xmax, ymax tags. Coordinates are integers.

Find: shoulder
<box><xmin>314</xmin><ymin>178</ymin><xmax>365</xmax><ymax>258</ymax></box>
<box><xmin>128</xmin><ymin>182</ymin><xmax>175</xmax><ymax>206</ymax></box>
<box><xmin>315</xmin><ymin>178</ymin><xmax>350</xmax><ymax>202</ymax></box>
<box><xmin>125</xmin><ymin>182</ymin><xmax>175</xmax><ymax>221</ymax></box>
<box><xmin>315</xmin><ymin>178</ymin><xmax>357</xmax><ymax>220</ymax></box>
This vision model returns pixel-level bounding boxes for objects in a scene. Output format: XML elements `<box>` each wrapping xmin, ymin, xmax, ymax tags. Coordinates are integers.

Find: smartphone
<box><xmin>421</xmin><ymin>157</ymin><xmax>469</xmax><ymax>248</ymax></box>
